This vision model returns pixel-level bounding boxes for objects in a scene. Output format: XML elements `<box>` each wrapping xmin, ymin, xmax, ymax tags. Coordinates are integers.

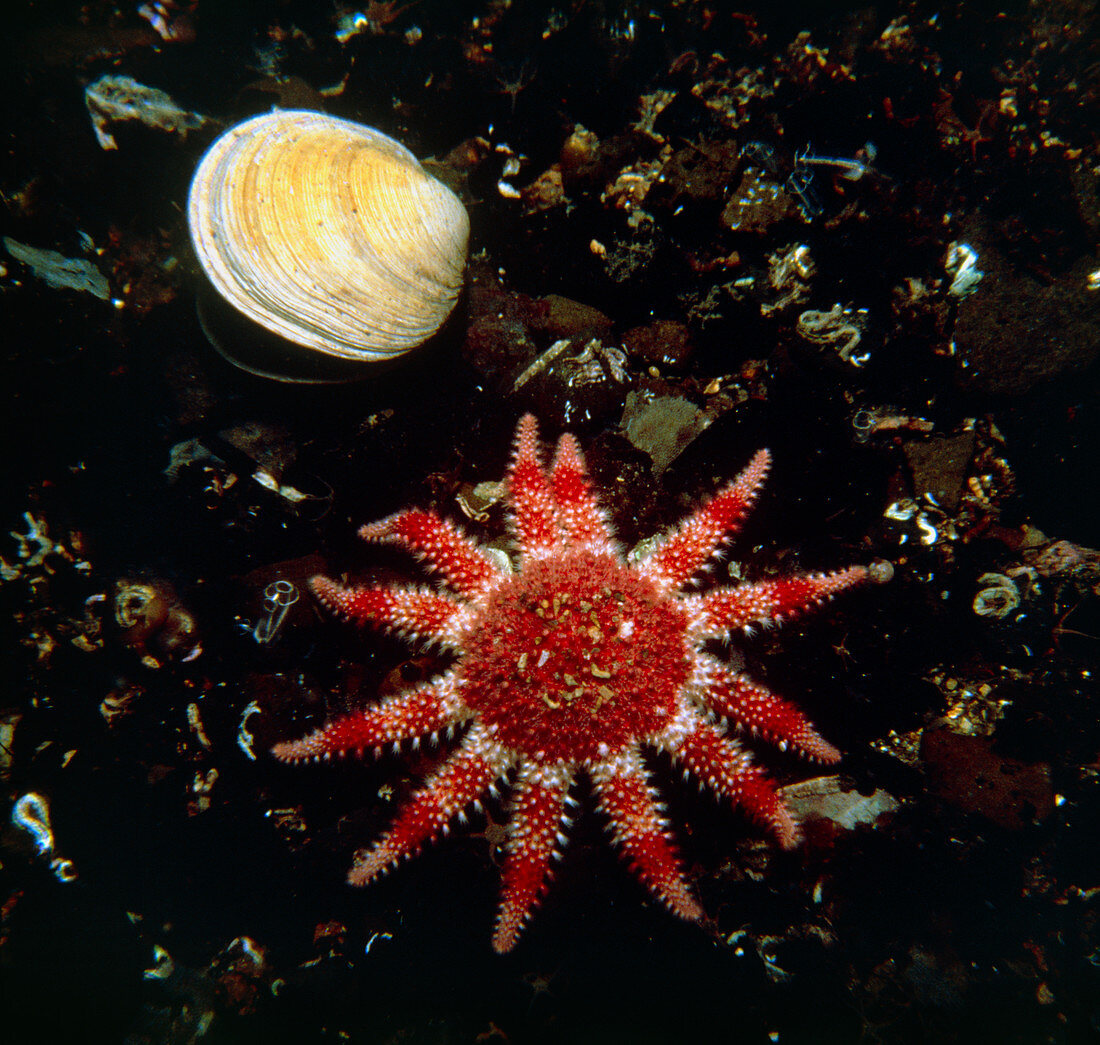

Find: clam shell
<box><xmin>188</xmin><ymin>110</ymin><xmax>469</xmax><ymax>363</ymax></box>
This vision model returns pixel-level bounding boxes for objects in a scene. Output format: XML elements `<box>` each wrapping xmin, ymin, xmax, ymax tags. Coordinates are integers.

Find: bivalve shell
<box><xmin>188</xmin><ymin>110</ymin><xmax>469</xmax><ymax>365</ymax></box>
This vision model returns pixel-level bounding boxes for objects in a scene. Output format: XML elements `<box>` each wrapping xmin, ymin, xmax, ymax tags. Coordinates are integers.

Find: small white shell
<box><xmin>188</xmin><ymin>110</ymin><xmax>469</xmax><ymax>363</ymax></box>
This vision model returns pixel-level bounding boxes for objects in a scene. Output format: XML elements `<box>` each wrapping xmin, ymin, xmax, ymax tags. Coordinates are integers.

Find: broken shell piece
<box><xmin>85</xmin><ymin>75</ymin><xmax>206</xmax><ymax>150</ymax></box>
<box><xmin>972</xmin><ymin>573</ymin><xmax>1021</xmax><ymax>618</ymax></box>
<box><xmin>945</xmin><ymin>241</ymin><xmax>983</xmax><ymax>299</ymax></box>
<box><xmin>11</xmin><ymin>792</ymin><xmax>78</xmax><ymax>882</ymax></box>
<box><xmin>780</xmin><ymin>776</ymin><xmax>899</xmax><ymax>832</ymax></box>
<box><xmin>4</xmin><ymin>237</ymin><xmax>110</xmax><ymax>300</ymax></box>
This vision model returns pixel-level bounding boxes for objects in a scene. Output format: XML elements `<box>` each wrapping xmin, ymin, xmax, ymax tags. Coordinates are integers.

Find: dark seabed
<box><xmin>2</xmin><ymin>1</ymin><xmax>1099</xmax><ymax>1042</ymax></box>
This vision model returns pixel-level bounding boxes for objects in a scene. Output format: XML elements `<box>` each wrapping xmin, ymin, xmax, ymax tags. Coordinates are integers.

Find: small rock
<box><xmin>521</xmin><ymin>165</ymin><xmax>566</xmax><ymax>214</ymax></box>
<box><xmin>621</xmin><ymin>319</ymin><xmax>694</xmax><ymax>369</ymax></box>
<box><xmin>462</xmin><ymin>315</ymin><xmax>538</xmax><ymax>383</ymax></box>
<box><xmin>648</xmin><ymin>139</ymin><xmax>740</xmax><ymax>209</ymax></box>
<box><xmin>902</xmin><ymin>431</ymin><xmax>977</xmax><ymax>512</ymax></box>
<box><xmin>721</xmin><ymin>168</ymin><xmax>797</xmax><ymax>233</ymax></box>
<box><xmin>954</xmin><ymin>230</ymin><xmax>1100</xmax><ymax>395</ymax></box>
<box><xmin>219</xmin><ymin>421</ymin><xmax>297</xmax><ymax>478</ymax></box>
<box><xmin>621</xmin><ymin>392</ymin><xmax>715</xmax><ymax>473</ymax></box>
<box><xmin>559</xmin><ymin>125</ymin><xmax>599</xmax><ymax>174</ymax></box>
<box><xmin>920</xmin><ymin>726</ymin><xmax>1054</xmax><ymax>830</ymax></box>
<box><xmin>533</xmin><ymin>294</ymin><xmax>614</xmax><ymax>340</ymax></box>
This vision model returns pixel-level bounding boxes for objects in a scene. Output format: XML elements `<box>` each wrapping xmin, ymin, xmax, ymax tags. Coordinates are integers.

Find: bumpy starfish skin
<box><xmin>274</xmin><ymin>415</ymin><xmax>870</xmax><ymax>952</ymax></box>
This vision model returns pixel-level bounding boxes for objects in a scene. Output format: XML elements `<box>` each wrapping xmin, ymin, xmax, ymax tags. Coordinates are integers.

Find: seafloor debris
<box><xmin>722</xmin><ymin>166</ymin><xmax>797</xmax><ymax>233</ymax></box>
<box><xmin>188</xmin><ymin>767</ymin><xmax>219</xmax><ymax>816</ymax></box>
<box><xmin>758</xmin><ymin>242</ymin><xmax>815</xmax><ymax>316</ymax></box>
<box><xmin>99</xmin><ymin>679</ymin><xmax>146</xmax><ymax>724</ymax></box>
<box><xmin>602</xmin><ymin>155</ymin><xmax>668</xmax><ymax>226</ymax></box>
<box><xmin>1022</xmin><ymin>538</ymin><xmax>1100</xmax><ymax>578</ymax></box>
<box><xmin>164</xmin><ymin>437</ymin><xmax>226</xmax><ymax>481</ymax></box>
<box><xmin>10</xmin><ymin>792</ymin><xmax>77</xmax><ymax>882</ymax></box>
<box><xmin>521</xmin><ymin>164</ymin><xmax>566</xmax><ymax>214</ymax></box>
<box><xmin>944</xmin><ymin>241</ymin><xmax>984</xmax><ymax>299</ymax></box>
<box><xmin>77</xmin><ymin>578</ymin><xmax>201</xmax><ymax>668</ymax></box>
<box><xmin>3</xmin><ymin>237</ymin><xmax>110</xmax><ymax>299</ymax></box>
<box><xmin>880</xmin><ymin>417</ymin><xmax>1020</xmax><ymax>565</ymax></box>
<box><xmin>84</xmin><ymin>73</ymin><xmax>207</xmax><ymax>149</ymax></box>
<box><xmin>532</xmin><ymin>294</ymin><xmax>614</xmax><ymax>340</ymax></box>
<box><xmin>0</xmin><ymin>712</ymin><xmax>20</xmax><ymax>780</ymax></box>
<box><xmin>851</xmin><ymin>406</ymin><xmax>936</xmax><ymax>443</ymax></box>
<box><xmin>511</xmin><ymin>336</ymin><xmax>631</xmax><ymax>425</ymax></box>
<box><xmin>251</xmin><ymin>580</ymin><xmax>300</xmax><ymax>645</ymax></box>
<box><xmin>137</xmin><ymin>1</ymin><xmax>197</xmax><ymax>44</ymax></box>
<box><xmin>649</xmin><ymin>139</ymin><xmax>740</xmax><ymax>211</ymax></box>
<box><xmin>780</xmin><ymin>776</ymin><xmax>900</xmax><ymax>833</ymax></box>
<box><xmin>0</xmin><ymin>511</ymin><xmax>90</xmax><ymax>583</ymax></box>
<box><xmin>972</xmin><ymin>572</ymin><xmax>1021</xmax><ymax>619</ymax></box>
<box><xmin>210</xmin><ymin>935</ymin><xmax>271</xmax><ymax>1017</ymax></box>
<box><xmin>797</xmin><ymin>303</ymin><xmax>870</xmax><ymax>366</ymax></box>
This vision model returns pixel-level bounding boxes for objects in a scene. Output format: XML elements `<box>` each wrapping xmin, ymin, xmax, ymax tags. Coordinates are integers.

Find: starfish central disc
<box><xmin>463</xmin><ymin>549</ymin><xmax>692</xmax><ymax>764</ymax></box>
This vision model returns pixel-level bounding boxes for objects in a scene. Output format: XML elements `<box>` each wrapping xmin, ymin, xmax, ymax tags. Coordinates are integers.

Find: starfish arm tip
<box><xmin>270</xmin><ymin>739</ymin><xmax>299</xmax><ymax>763</ymax></box>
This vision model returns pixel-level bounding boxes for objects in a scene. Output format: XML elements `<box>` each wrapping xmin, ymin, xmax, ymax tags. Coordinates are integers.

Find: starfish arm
<box><xmin>508</xmin><ymin>413</ymin><xmax>560</xmax><ymax>559</ymax></box>
<box><xmin>591</xmin><ymin>747</ymin><xmax>703</xmax><ymax>923</ymax></box>
<box><xmin>308</xmin><ymin>576</ymin><xmax>470</xmax><ymax>651</ymax></box>
<box><xmin>492</xmin><ymin>763</ymin><xmax>575</xmax><ymax>954</ymax></box>
<box><xmin>311</xmin><ymin>576</ymin><xmax>471</xmax><ymax>646</ymax></box>
<box><xmin>703</xmin><ymin>666</ymin><xmax>841</xmax><ymax>763</ymax></box>
<box><xmin>359</xmin><ymin>510</ymin><xmax>501</xmax><ymax>599</ymax></box>
<box><xmin>548</xmin><ymin>433</ymin><xmax>615</xmax><ymax>550</ymax></box>
<box><xmin>640</xmin><ymin>449</ymin><xmax>771</xmax><ymax>590</ymax></box>
<box><xmin>670</xmin><ymin>717</ymin><xmax>799</xmax><ymax>848</ymax></box>
<box><xmin>690</xmin><ymin>565</ymin><xmax>868</xmax><ymax>637</ymax></box>
<box><xmin>347</xmin><ymin>725</ymin><xmax>511</xmax><ymax>886</ymax></box>
<box><xmin>271</xmin><ymin>674</ymin><xmax>467</xmax><ymax>763</ymax></box>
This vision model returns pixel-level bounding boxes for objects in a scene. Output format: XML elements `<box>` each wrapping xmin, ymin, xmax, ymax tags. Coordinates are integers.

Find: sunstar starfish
<box><xmin>274</xmin><ymin>414</ymin><xmax>870</xmax><ymax>952</ymax></box>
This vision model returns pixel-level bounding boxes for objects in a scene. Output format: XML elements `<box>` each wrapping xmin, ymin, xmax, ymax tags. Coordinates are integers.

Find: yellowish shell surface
<box><xmin>188</xmin><ymin>110</ymin><xmax>469</xmax><ymax>362</ymax></box>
